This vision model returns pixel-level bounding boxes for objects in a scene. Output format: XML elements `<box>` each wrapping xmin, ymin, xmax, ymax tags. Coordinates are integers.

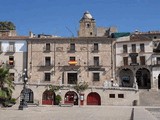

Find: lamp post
<box><xmin>18</xmin><ymin>68</ymin><xmax>28</xmax><ymax>110</ymax></box>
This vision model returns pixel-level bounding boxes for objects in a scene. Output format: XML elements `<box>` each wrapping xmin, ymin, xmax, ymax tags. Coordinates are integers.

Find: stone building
<box><xmin>0</xmin><ymin>11</ymin><xmax>144</xmax><ymax>106</ymax></box>
<box><xmin>115</xmin><ymin>31</ymin><xmax>160</xmax><ymax>105</ymax></box>
<box><xmin>115</xmin><ymin>34</ymin><xmax>153</xmax><ymax>89</ymax></box>
<box><xmin>21</xmin><ymin>11</ymin><xmax>138</xmax><ymax>106</ymax></box>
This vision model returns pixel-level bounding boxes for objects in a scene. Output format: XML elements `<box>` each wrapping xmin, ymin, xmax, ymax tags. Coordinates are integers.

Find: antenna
<box><xmin>65</xmin><ymin>26</ymin><xmax>74</xmax><ymax>37</ymax></box>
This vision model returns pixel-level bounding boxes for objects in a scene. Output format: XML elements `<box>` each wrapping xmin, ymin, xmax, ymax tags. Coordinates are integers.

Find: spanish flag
<box><xmin>68</xmin><ymin>61</ymin><xmax>77</xmax><ymax>65</ymax></box>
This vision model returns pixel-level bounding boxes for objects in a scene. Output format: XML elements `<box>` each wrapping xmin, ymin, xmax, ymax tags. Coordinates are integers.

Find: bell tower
<box><xmin>78</xmin><ymin>11</ymin><xmax>96</xmax><ymax>37</ymax></box>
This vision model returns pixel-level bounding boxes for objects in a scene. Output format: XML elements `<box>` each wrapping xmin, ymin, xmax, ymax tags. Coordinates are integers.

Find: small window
<box><xmin>140</xmin><ymin>56</ymin><xmax>145</xmax><ymax>65</ymax></box>
<box><xmin>132</xmin><ymin>44</ymin><xmax>136</xmax><ymax>53</ymax></box>
<box><xmin>109</xmin><ymin>94</ymin><xmax>115</xmax><ymax>98</ymax></box>
<box><xmin>46</xmin><ymin>43</ymin><xmax>50</xmax><ymax>51</ymax></box>
<box><xmin>86</xmin><ymin>23</ymin><xmax>90</xmax><ymax>28</ymax></box>
<box><xmin>123</xmin><ymin>45</ymin><xmax>127</xmax><ymax>53</ymax></box>
<box><xmin>93</xmin><ymin>73</ymin><xmax>100</xmax><ymax>81</ymax></box>
<box><xmin>140</xmin><ymin>44</ymin><xmax>145</xmax><ymax>52</ymax></box>
<box><xmin>70</xmin><ymin>57</ymin><xmax>75</xmax><ymax>61</ymax></box>
<box><xmin>45</xmin><ymin>73</ymin><xmax>51</xmax><ymax>81</ymax></box>
<box><xmin>93</xmin><ymin>43</ymin><xmax>98</xmax><ymax>51</ymax></box>
<box><xmin>123</xmin><ymin>57</ymin><xmax>128</xmax><ymax>66</ymax></box>
<box><xmin>45</xmin><ymin>57</ymin><xmax>51</xmax><ymax>66</ymax></box>
<box><xmin>90</xmin><ymin>32</ymin><xmax>92</xmax><ymax>35</ymax></box>
<box><xmin>9</xmin><ymin>56</ymin><xmax>14</xmax><ymax>65</ymax></box>
<box><xmin>94</xmin><ymin>57</ymin><xmax>99</xmax><ymax>66</ymax></box>
<box><xmin>10</xmin><ymin>73</ymin><xmax>14</xmax><ymax>81</ymax></box>
<box><xmin>70</xmin><ymin>43</ymin><xmax>75</xmax><ymax>51</ymax></box>
<box><xmin>118</xmin><ymin>94</ymin><xmax>124</xmax><ymax>98</ymax></box>
<box><xmin>154</xmin><ymin>36</ymin><xmax>157</xmax><ymax>39</ymax></box>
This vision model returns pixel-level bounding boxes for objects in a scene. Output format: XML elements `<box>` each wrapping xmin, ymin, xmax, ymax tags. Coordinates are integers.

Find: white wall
<box><xmin>116</xmin><ymin>39</ymin><xmax>152</xmax><ymax>67</ymax></box>
<box><xmin>0</xmin><ymin>40</ymin><xmax>27</xmax><ymax>52</ymax></box>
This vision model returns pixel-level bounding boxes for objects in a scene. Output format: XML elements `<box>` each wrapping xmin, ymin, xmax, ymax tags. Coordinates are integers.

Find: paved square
<box><xmin>0</xmin><ymin>105</ymin><xmax>133</xmax><ymax>120</ymax></box>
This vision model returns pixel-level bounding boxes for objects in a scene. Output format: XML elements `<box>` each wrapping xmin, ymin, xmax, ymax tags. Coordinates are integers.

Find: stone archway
<box><xmin>42</xmin><ymin>90</ymin><xmax>56</xmax><ymax>105</ymax></box>
<box><xmin>119</xmin><ymin>68</ymin><xmax>134</xmax><ymax>87</ymax></box>
<box><xmin>20</xmin><ymin>88</ymin><xmax>34</xmax><ymax>103</ymax></box>
<box><xmin>136</xmin><ymin>68</ymin><xmax>151</xmax><ymax>89</ymax></box>
<box><xmin>87</xmin><ymin>92</ymin><xmax>101</xmax><ymax>105</ymax></box>
<box><xmin>64</xmin><ymin>91</ymin><xmax>78</xmax><ymax>105</ymax></box>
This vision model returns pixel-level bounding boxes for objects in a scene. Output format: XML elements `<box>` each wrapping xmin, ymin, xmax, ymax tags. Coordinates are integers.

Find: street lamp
<box><xmin>18</xmin><ymin>68</ymin><xmax>28</xmax><ymax>110</ymax></box>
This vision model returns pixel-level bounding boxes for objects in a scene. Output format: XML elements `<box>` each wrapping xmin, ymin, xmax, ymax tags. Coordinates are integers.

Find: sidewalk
<box><xmin>134</xmin><ymin>107</ymin><xmax>157</xmax><ymax>120</ymax></box>
<box><xmin>0</xmin><ymin>105</ymin><xmax>160</xmax><ymax>120</ymax></box>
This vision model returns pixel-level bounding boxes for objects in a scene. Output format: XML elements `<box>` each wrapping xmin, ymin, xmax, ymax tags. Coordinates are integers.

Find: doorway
<box><xmin>87</xmin><ymin>92</ymin><xmax>101</xmax><ymax>105</ymax></box>
<box><xmin>64</xmin><ymin>91</ymin><xmax>78</xmax><ymax>105</ymax></box>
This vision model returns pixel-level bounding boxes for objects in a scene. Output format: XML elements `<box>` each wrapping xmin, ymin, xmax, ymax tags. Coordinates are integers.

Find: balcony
<box><xmin>62</xmin><ymin>65</ymin><xmax>80</xmax><ymax>71</ymax></box>
<box><xmin>88</xmin><ymin>62</ymin><xmax>104</xmax><ymax>71</ymax></box>
<box><xmin>68</xmin><ymin>60</ymin><xmax>77</xmax><ymax>65</ymax></box>
<box><xmin>38</xmin><ymin>62</ymin><xmax>54</xmax><ymax>71</ymax></box>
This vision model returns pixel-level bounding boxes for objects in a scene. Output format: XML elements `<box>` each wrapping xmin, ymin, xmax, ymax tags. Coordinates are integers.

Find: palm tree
<box><xmin>0</xmin><ymin>67</ymin><xmax>15</xmax><ymax>105</ymax></box>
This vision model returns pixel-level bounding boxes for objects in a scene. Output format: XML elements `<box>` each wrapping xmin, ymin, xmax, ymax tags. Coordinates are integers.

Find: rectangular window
<box><xmin>46</xmin><ymin>43</ymin><xmax>50</xmax><ymax>51</ymax></box>
<box><xmin>157</xmin><ymin>57</ymin><xmax>160</xmax><ymax>65</ymax></box>
<box><xmin>45</xmin><ymin>73</ymin><xmax>51</xmax><ymax>81</ymax></box>
<box><xmin>94</xmin><ymin>43</ymin><xmax>98</xmax><ymax>51</ymax></box>
<box><xmin>70</xmin><ymin>43</ymin><xmax>75</xmax><ymax>51</ymax></box>
<box><xmin>70</xmin><ymin>57</ymin><xmax>75</xmax><ymax>61</ymax></box>
<box><xmin>123</xmin><ymin>57</ymin><xmax>128</xmax><ymax>66</ymax></box>
<box><xmin>140</xmin><ymin>44</ymin><xmax>145</xmax><ymax>52</ymax></box>
<box><xmin>131</xmin><ymin>57</ymin><xmax>137</xmax><ymax>64</ymax></box>
<box><xmin>93</xmin><ymin>73</ymin><xmax>100</xmax><ymax>81</ymax></box>
<box><xmin>9</xmin><ymin>56</ymin><xmax>14</xmax><ymax>65</ymax></box>
<box><xmin>140</xmin><ymin>56</ymin><xmax>145</xmax><ymax>65</ymax></box>
<box><xmin>69</xmin><ymin>57</ymin><xmax>76</xmax><ymax>65</ymax></box>
<box><xmin>8</xmin><ymin>42</ymin><xmax>15</xmax><ymax>52</ymax></box>
<box><xmin>109</xmin><ymin>94</ymin><xmax>115</xmax><ymax>98</ymax></box>
<box><xmin>118</xmin><ymin>94</ymin><xmax>124</xmax><ymax>98</ymax></box>
<box><xmin>123</xmin><ymin>45</ymin><xmax>127</xmax><ymax>53</ymax></box>
<box><xmin>10</xmin><ymin>73</ymin><xmax>14</xmax><ymax>81</ymax></box>
<box><xmin>132</xmin><ymin>44</ymin><xmax>136</xmax><ymax>53</ymax></box>
<box><xmin>94</xmin><ymin>57</ymin><xmax>99</xmax><ymax>66</ymax></box>
<box><xmin>45</xmin><ymin>57</ymin><xmax>51</xmax><ymax>66</ymax></box>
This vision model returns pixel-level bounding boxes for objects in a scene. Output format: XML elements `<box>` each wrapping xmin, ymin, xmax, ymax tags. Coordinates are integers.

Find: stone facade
<box><xmin>4</xmin><ymin>12</ymin><xmax>160</xmax><ymax>106</ymax></box>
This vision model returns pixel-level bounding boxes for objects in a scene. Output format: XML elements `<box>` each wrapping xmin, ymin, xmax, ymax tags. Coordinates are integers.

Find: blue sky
<box><xmin>0</xmin><ymin>0</ymin><xmax>160</xmax><ymax>37</ymax></box>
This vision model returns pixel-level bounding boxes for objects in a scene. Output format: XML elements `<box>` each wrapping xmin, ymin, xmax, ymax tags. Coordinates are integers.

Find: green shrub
<box><xmin>10</xmin><ymin>98</ymin><xmax>16</xmax><ymax>104</ymax></box>
<box><xmin>55</xmin><ymin>95</ymin><xmax>62</xmax><ymax>105</ymax></box>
